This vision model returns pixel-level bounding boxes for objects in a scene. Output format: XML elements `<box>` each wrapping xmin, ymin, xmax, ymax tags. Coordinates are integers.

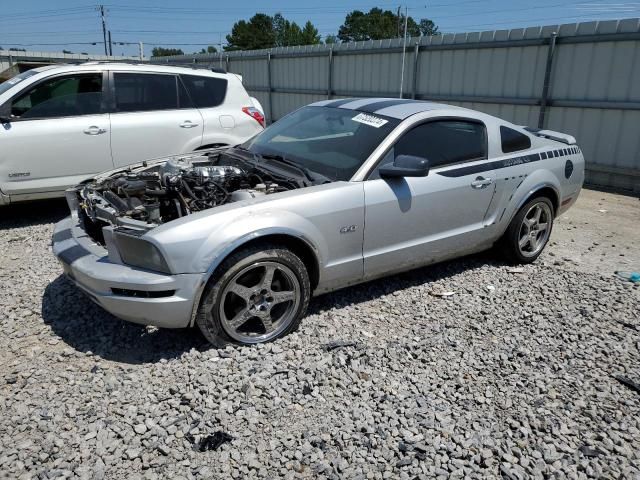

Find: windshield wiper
<box><xmin>259</xmin><ymin>153</ymin><xmax>317</xmax><ymax>183</ymax></box>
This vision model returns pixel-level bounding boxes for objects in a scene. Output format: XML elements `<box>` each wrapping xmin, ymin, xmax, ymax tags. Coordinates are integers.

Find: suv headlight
<box><xmin>115</xmin><ymin>233</ymin><xmax>171</xmax><ymax>274</ymax></box>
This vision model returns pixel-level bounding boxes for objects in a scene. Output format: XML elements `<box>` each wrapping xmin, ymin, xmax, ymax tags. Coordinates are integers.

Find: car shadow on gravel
<box><xmin>42</xmin><ymin>276</ymin><xmax>209</xmax><ymax>364</ymax></box>
<box><xmin>42</xmin><ymin>252</ymin><xmax>505</xmax><ymax>364</ymax></box>
<box><xmin>0</xmin><ymin>198</ymin><xmax>69</xmax><ymax>230</ymax></box>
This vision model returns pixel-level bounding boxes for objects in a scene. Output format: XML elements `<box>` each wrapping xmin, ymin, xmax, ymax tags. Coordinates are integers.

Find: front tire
<box><xmin>501</xmin><ymin>196</ymin><xmax>554</xmax><ymax>264</ymax></box>
<box><xmin>196</xmin><ymin>244</ymin><xmax>310</xmax><ymax>347</ymax></box>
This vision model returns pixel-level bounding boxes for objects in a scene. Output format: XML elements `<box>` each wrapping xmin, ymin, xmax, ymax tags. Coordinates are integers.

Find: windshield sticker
<box><xmin>351</xmin><ymin>112</ymin><xmax>388</xmax><ymax>128</ymax></box>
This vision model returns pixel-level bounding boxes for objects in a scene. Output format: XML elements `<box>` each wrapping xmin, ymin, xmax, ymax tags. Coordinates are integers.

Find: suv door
<box><xmin>0</xmin><ymin>71</ymin><xmax>112</xmax><ymax>199</ymax></box>
<box><xmin>363</xmin><ymin>119</ymin><xmax>496</xmax><ymax>279</ymax></box>
<box><xmin>108</xmin><ymin>72</ymin><xmax>204</xmax><ymax>167</ymax></box>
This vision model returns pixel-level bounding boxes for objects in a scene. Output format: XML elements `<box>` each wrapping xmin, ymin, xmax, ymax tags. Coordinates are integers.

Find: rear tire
<box><xmin>501</xmin><ymin>196</ymin><xmax>554</xmax><ymax>264</ymax></box>
<box><xmin>196</xmin><ymin>243</ymin><xmax>310</xmax><ymax>347</ymax></box>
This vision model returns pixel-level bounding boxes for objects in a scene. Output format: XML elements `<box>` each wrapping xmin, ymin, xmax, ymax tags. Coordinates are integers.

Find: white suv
<box><xmin>0</xmin><ymin>62</ymin><xmax>265</xmax><ymax>204</ymax></box>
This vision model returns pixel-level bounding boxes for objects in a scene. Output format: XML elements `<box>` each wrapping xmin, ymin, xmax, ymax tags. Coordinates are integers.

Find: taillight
<box><xmin>242</xmin><ymin>106</ymin><xmax>265</xmax><ymax>128</ymax></box>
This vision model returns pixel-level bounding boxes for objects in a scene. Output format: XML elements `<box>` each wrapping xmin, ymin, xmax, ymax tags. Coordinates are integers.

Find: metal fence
<box><xmin>153</xmin><ymin>18</ymin><xmax>640</xmax><ymax>192</ymax></box>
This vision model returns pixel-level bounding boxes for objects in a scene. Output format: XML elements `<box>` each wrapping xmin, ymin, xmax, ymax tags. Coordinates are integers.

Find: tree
<box><xmin>324</xmin><ymin>35</ymin><xmax>338</xmax><ymax>45</ymax></box>
<box><xmin>419</xmin><ymin>19</ymin><xmax>440</xmax><ymax>36</ymax></box>
<box><xmin>300</xmin><ymin>21</ymin><xmax>321</xmax><ymax>45</ymax></box>
<box><xmin>62</xmin><ymin>49</ymin><xmax>73</xmax><ymax>54</ymax></box>
<box><xmin>337</xmin><ymin>8</ymin><xmax>438</xmax><ymax>42</ymax></box>
<box><xmin>199</xmin><ymin>45</ymin><xmax>218</xmax><ymax>54</ymax></box>
<box><xmin>9</xmin><ymin>47</ymin><xmax>27</xmax><ymax>52</ymax></box>
<box><xmin>226</xmin><ymin>13</ymin><xmax>320</xmax><ymax>50</ymax></box>
<box><xmin>152</xmin><ymin>47</ymin><xmax>184</xmax><ymax>57</ymax></box>
<box><xmin>225</xmin><ymin>13</ymin><xmax>275</xmax><ymax>51</ymax></box>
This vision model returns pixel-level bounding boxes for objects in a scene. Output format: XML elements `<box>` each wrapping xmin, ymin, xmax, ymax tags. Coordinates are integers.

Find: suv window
<box><xmin>395</xmin><ymin>120</ymin><xmax>486</xmax><ymax>167</ymax></box>
<box><xmin>180</xmin><ymin>75</ymin><xmax>227</xmax><ymax>108</ymax></box>
<box><xmin>501</xmin><ymin>125</ymin><xmax>531</xmax><ymax>153</ymax></box>
<box><xmin>11</xmin><ymin>73</ymin><xmax>103</xmax><ymax>119</ymax></box>
<box><xmin>114</xmin><ymin>73</ymin><xmax>188</xmax><ymax>112</ymax></box>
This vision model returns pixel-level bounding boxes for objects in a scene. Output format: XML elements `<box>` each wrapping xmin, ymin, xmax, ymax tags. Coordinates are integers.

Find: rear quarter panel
<box><xmin>485</xmin><ymin>140</ymin><xmax>585</xmax><ymax>237</ymax></box>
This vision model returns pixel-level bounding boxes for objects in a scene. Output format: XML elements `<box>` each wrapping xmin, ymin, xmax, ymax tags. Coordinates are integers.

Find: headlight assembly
<box><xmin>115</xmin><ymin>232</ymin><xmax>171</xmax><ymax>274</ymax></box>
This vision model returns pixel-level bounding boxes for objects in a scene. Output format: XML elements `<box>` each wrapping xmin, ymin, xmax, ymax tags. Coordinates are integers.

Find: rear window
<box><xmin>501</xmin><ymin>126</ymin><xmax>531</xmax><ymax>153</ymax></box>
<box><xmin>114</xmin><ymin>73</ymin><xmax>184</xmax><ymax>112</ymax></box>
<box><xmin>180</xmin><ymin>74</ymin><xmax>227</xmax><ymax>108</ymax></box>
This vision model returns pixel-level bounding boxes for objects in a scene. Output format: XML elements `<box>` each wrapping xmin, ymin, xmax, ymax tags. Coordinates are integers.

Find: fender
<box><xmin>184</xmin><ymin>214</ymin><xmax>326</xmax><ymax>328</ymax></box>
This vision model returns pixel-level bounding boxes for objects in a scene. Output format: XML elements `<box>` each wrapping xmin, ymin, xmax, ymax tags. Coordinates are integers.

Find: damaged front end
<box><xmin>71</xmin><ymin>149</ymin><xmax>304</xmax><ymax>245</ymax></box>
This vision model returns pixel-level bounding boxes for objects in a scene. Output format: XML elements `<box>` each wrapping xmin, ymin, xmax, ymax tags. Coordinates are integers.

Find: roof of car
<box><xmin>40</xmin><ymin>62</ymin><xmax>232</xmax><ymax>78</ymax></box>
<box><xmin>309</xmin><ymin>97</ymin><xmax>469</xmax><ymax>120</ymax></box>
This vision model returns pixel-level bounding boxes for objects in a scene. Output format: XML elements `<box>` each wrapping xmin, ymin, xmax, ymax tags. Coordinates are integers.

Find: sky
<box><xmin>1</xmin><ymin>0</ymin><xmax>639</xmax><ymax>56</ymax></box>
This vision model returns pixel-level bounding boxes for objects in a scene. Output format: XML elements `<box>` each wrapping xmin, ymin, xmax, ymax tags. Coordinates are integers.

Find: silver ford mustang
<box><xmin>52</xmin><ymin>98</ymin><xmax>584</xmax><ymax>346</ymax></box>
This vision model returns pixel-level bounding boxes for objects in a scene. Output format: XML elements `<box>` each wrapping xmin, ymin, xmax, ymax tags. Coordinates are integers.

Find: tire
<box><xmin>195</xmin><ymin>243</ymin><xmax>311</xmax><ymax>347</ymax></box>
<box><xmin>501</xmin><ymin>196</ymin><xmax>555</xmax><ymax>264</ymax></box>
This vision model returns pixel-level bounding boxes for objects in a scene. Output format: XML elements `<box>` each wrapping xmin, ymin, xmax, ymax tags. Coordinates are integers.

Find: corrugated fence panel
<box><xmin>153</xmin><ymin>18</ymin><xmax>640</xmax><ymax>192</ymax></box>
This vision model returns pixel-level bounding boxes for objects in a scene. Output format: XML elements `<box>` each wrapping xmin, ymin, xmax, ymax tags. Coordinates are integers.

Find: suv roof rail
<box><xmin>67</xmin><ymin>60</ymin><xmax>229</xmax><ymax>74</ymax></box>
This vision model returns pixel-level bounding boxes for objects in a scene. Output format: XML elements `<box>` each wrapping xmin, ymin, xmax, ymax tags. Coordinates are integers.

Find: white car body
<box><xmin>0</xmin><ymin>63</ymin><xmax>264</xmax><ymax>204</ymax></box>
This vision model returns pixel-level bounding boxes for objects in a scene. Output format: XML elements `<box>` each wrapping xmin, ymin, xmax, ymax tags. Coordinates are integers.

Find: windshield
<box><xmin>0</xmin><ymin>69</ymin><xmax>41</xmax><ymax>97</ymax></box>
<box><xmin>242</xmin><ymin>106</ymin><xmax>400</xmax><ymax>181</ymax></box>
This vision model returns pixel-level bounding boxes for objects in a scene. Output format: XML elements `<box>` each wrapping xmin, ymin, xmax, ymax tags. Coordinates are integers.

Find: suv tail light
<box><xmin>242</xmin><ymin>107</ymin><xmax>265</xmax><ymax>128</ymax></box>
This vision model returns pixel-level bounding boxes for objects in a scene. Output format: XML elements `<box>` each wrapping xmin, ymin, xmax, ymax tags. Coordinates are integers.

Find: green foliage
<box><xmin>225</xmin><ymin>13</ymin><xmax>321</xmax><ymax>50</ymax></box>
<box><xmin>225</xmin><ymin>13</ymin><xmax>276</xmax><ymax>51</ymax></box>
<box><xmin>337</xmin><ymin>8</ymin><xmax>439</xmax><ymax>42</ymax></box>
<box><xmin>152</xmin><ymin>47</ymin><xmax>185</xmax><ymax>57</ymax></box>
<box><xmin>199</xmin><ymin>45</ymin><xmax>218</xmax><ymax>54</ymax></box>
<box><xmin>324</xmin><ymin>35</ymin><xmax>338</xmax><ymax>45</ymax></box>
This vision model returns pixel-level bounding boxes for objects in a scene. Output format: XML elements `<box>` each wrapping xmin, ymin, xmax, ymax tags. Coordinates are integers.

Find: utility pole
<box><xmin>139</xmin><ymin>42</ymin><xmax>144</xmax><ymax>61</ymax></box>
<box><xmin>97</xmin><ymin>5</ymin><xmax>108</xmax><ymax>55</ymax></box>
<box><xmin>397</xmin><ymin>6</ymin><xmax>402</xmax><ymax>38</ymax></box>
<box><xmin>399</xmin><ymin>6</ymin><xmax>408</xmax><ymax>98</ymax></box>
<box><xmin>108</xmin><ymin>31</ymin><xmax>113</xmax><ymax>56</ymax></box>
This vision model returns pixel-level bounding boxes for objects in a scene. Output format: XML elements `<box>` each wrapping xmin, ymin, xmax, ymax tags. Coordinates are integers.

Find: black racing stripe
<box><xmin>356</xmin><ymin>99</ymin><xmax>422</xmax><ymax>114</ymax></box>
<box><xmin>323</xmin><ymin>98</ymin><xmax>358</xmax><ymax>108</ymax></box>
<box><xmin>439</xmin><ymin>151</ymin><xmax>553</xmax><ymax>178</ymax></box>
<box><xmin>52</xmin><ymin>229</ymin><xmax>73</xmax><ymax>244</ymax></box>
<box><xmin>58</xmin><ymin>245</ymin><xmax>90</xmax><ymax>265</ymax></box>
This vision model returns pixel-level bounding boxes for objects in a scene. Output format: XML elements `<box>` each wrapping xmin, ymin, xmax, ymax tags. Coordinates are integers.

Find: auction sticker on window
<box><xmin>351</xmin><ymin>112</ymin><xmax>388</xmax><ymax>128</ymax></box>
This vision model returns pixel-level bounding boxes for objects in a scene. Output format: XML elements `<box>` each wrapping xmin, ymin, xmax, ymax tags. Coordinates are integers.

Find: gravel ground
<box><xmin>0</xmin><ymin>190</ymin><xmax>639</xmax><ymax>480</ymax></box>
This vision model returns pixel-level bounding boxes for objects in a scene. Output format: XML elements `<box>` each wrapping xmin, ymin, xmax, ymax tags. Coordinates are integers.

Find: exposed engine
<box><xmin>76</xmin><ymin>152</ymin><xmax>297</xmax><ymax>242</ymax></box>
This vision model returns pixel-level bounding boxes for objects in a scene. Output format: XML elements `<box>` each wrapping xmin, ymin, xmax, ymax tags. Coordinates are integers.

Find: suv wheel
<box><xmin>501</xmin><ymin>196</ymin><xmax>555</xmax><ymax>264</ymax></box>
<box><xmin>196</xmin><ymin>244</ymin><xmax>310</xmax><ymax>347</ymax></box>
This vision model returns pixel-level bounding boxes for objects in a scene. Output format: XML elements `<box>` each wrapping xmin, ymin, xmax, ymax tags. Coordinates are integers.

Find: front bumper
<box><xmin>52</xmin><ymin>216</ymin><xmax>204</xmax><ymax>329</ymax></box>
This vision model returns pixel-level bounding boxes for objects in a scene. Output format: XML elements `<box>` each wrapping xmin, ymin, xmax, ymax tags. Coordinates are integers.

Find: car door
<box><xmin>0</xmin><ymin>71</ymin><xmax>112</xmax><ymax>199</ymax></box>
<box><xmin>363</xmin><ymin>118</ymin><xmax>497</xmax><ymax>279</ymax></box>
<box><xmin>108</xmin><ymin>72</ymin><xmax>204</xmax><ymax>167</ymax></box>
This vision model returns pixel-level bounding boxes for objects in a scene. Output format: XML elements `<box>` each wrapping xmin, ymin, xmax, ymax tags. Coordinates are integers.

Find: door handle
<box><xmin>471</xmin><ymin>176</ymin><xmax>493</xmax><ymax>189</ymax></box>
<box><xmin>179</xmin><ymin>121</ymin><xmax>199</xmax><ymax>128</ymax></box>
<box><xmin>83</xmin><ymin>126</ymin><xmax>107</xmax><ymax>135</ymax></box>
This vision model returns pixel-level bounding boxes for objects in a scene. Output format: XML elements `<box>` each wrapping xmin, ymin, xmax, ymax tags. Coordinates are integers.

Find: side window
<box><xmin>395</xmin><ymin>120</ymin><xmax>486</xmax><ymax>167</ymax></box>
<box><xmin>180</xmin><ymin>75</ymin><xmax>228</xmax><ymax>108</ymax></box>
<box><xmin>500</xmin><ymin>125</ymin><xmax>531</xmax><ymax>153</ymax></box>
<box><xmin>11</xmin><ymin>73</ymin><xmax>103</xmax><ymax>119</ymax></box>
<box><xmin>113</xmin><ymin>73</ymin><xmax>183</xmax><ymax>112</ymax></box>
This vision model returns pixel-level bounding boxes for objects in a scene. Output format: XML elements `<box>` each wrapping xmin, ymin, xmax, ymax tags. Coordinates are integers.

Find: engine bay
<box><xmin>76</xmin><ymin>149</ymin><xmax>308</xmax><ymax>242</ymax></box>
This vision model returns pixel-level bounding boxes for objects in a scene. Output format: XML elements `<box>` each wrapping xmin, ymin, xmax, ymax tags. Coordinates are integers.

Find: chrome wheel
<box><xmin>517</xmin><ymin>202</ymin><xmax>552</xmax><ymax>257</ymax></box>
<box><xmin>218</xmin><ymin>261</ymin><xmax>301</xmax><ymax>343</ymax></box>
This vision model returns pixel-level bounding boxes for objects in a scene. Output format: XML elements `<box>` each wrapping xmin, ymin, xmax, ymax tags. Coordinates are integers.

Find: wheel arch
<box><xmin>188</xmin><ymin>231</ymin><xmax>321</xmax><ymax>327</ymax></box>
<box><xmin>520</xmin><ymin>185</ymin><xmax>559</xmax><ymax>214</ymax></box>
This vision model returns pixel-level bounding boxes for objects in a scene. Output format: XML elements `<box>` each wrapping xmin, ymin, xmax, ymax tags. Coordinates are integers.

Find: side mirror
<box><xmin>0</xmin><ymin>103</ymin><xmax>12</xmax><ymax>123</ymax></box>
<box><xmin>379</xmin><ymin>154</ymin><xmax>430</xmax><ymax>178</ymax></box>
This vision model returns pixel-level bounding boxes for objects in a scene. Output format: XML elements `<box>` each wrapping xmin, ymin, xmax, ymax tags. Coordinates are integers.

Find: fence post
<box><xmin>412</xmin><ymin>42</ymin><xmax>420</xmax><ymax>100</ymax></box>
<box><xmin>538</xmin><ymin>32</ymin><xmax>558</xmax><ymax>129</ymax></box>
<box><xmin>225</xmin><ymin>55</ymin><xmax>230</xmax><ymax>73</ymax></box>
<box><xmin>327</xmin><ymin>48</ymin><xmax>333</xmax><ymax>100</ymax></box>
<box><xmin>267</xmin><ymin>51</ymin><xmax>273</xmax><ymax>124</ymax></box>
